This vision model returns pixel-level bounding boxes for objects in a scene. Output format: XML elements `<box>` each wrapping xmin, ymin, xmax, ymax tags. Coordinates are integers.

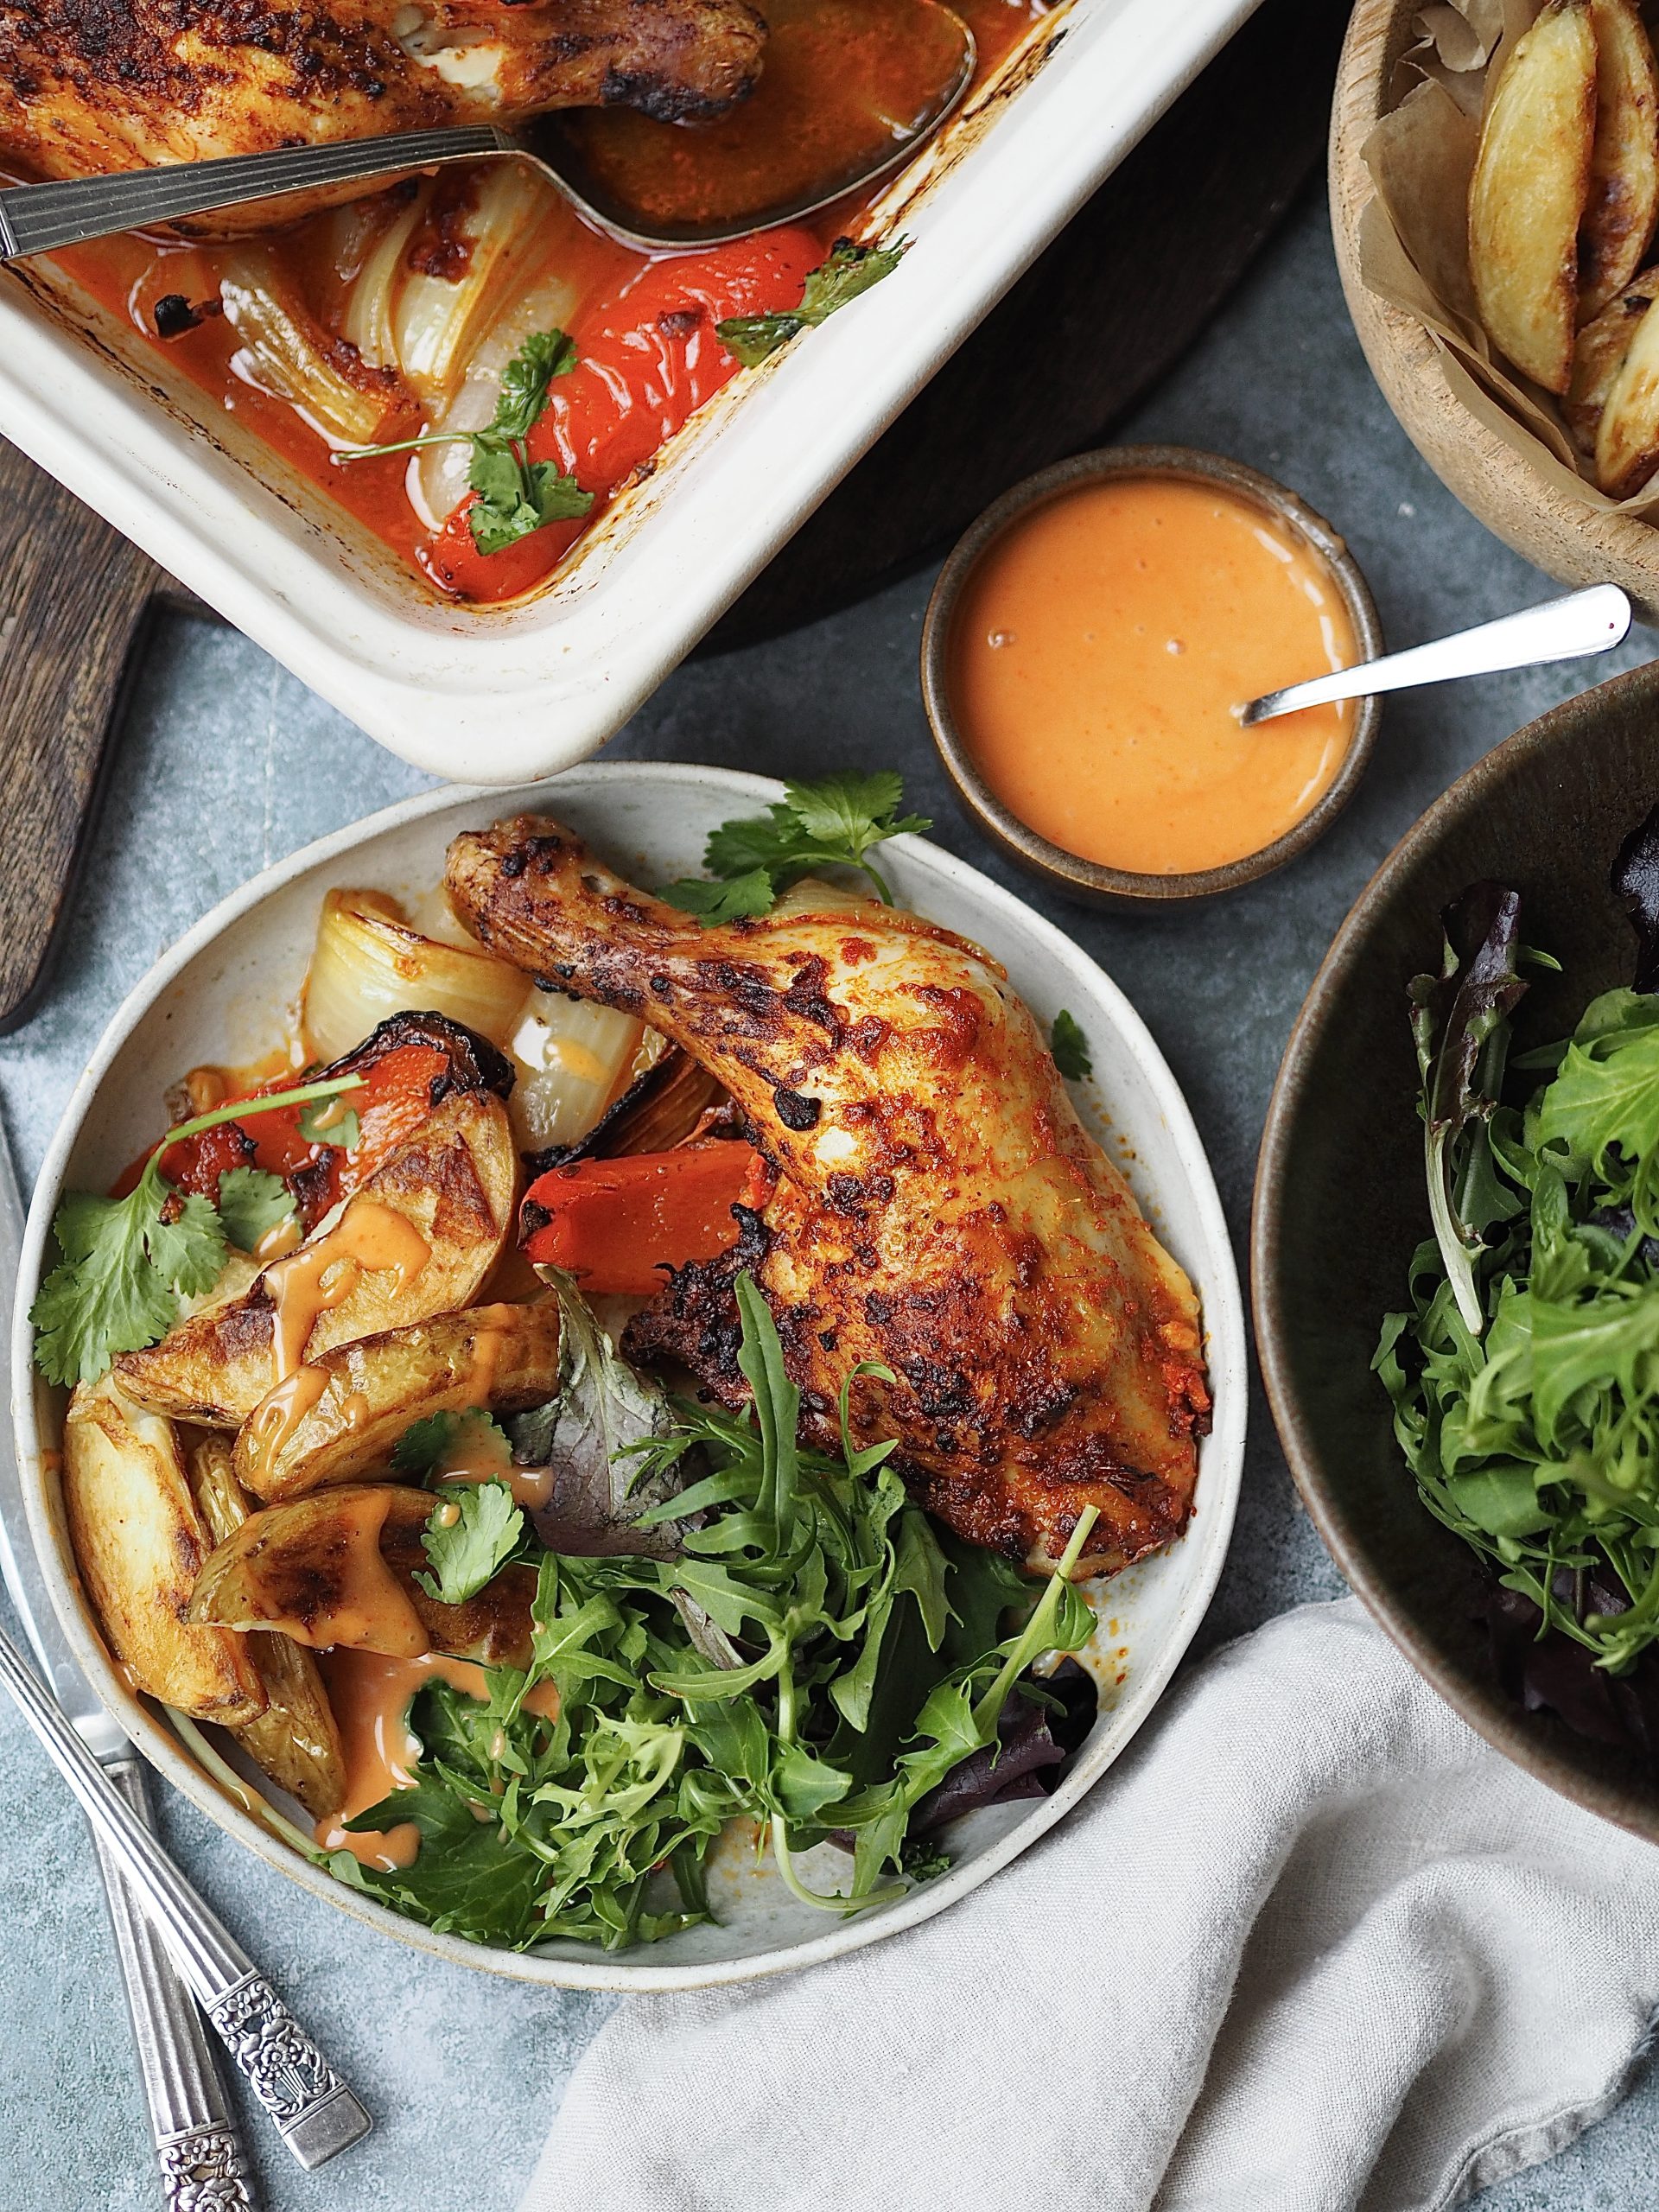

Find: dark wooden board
<box><xmin>0</xmin><ymin>440</ymin><xmax>158</xmax><ymax>1034</ymax></box>
<box><xmin>706</xmin><ymin>0</ymin><xmax>1344</xmax><ymax>650</ymax></box>
<box><xmin>0</xmin><ymin>0</ymin><xmax>1339</xmax><ymax>1028</ymax></box>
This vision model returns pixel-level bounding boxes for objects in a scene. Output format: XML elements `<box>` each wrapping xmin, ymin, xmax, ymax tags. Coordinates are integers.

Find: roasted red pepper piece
<box><xmin>519</xmin><ymin>1142</ymin><xmax>771</xmax><ymax>1295</ymax></box>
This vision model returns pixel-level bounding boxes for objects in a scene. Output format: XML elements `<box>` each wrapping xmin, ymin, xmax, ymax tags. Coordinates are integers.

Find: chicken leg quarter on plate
<box><xmin>447</xmin><ymin>816</ymin><xmax>1213</xmax><ymax>1576</ymax></box>
<box><xmin>0</xmin><ymin>0</ymin><xmax>766</xmax><ymax>198</ymax></box>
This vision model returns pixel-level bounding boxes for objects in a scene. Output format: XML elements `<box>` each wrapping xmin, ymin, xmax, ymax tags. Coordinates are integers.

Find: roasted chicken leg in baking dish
<box><xmin>446</xmin><ymin>816</ymin><xmax>1211</xmax><ymax>1574</ymax></box>
<box><xmin>0</xmin><ymin>0</ymin><xmax>766</xmax><ymax>200</ymax></box>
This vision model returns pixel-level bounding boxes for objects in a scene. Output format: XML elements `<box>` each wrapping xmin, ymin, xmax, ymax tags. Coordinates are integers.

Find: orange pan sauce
<box><xmin>947</xmin><ymin>476</ymin><xmax>1361</xmax><ymax>877</ymax></box>
<box><xmin>48</xmin><ymin>0</ymin><xmax>1047</xmax><ymax>607</ymax></box>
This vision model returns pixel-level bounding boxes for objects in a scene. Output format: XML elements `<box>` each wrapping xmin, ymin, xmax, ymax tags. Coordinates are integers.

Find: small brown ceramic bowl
<box><xmin>1255</xmin><ymin>658</ymin><xmax>1659</xmax><ymax>1841</ymax></box>
<box><xmin>919</xmin><ymin>444</ymin><xmax>1384</xmax><ymax>908</ymax></box>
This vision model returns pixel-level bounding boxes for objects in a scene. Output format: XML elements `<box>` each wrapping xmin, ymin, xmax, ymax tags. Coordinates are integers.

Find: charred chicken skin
<box><xmin>445</xmin><ymin>815</ymin><xmax>1211</xmax><ymax>1574</ymax></box>
<box><xmin>0</xmin><ymin>1</ymin><xmax>766</xmax><ymax>202</ymax></box>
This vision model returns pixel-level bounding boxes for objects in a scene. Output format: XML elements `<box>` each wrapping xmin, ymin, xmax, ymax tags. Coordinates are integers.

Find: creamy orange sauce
<box><xmin>263</xmin><ymin>1489</ymin><xmax>429</xmax><ymax>1659</ymax></box>
<box><xmin>265</xmin><ymin>1197</ymin><xmax>432</xmax><ymax>1380</ymax></box>
<box><xmin>947</xmin><ymin>476</ymin><xmax>1360</xmax><ymax>876</ymax></box>
<box><xmin>242</xmin><ymin>1364</ymin><xmax>328</xmax><ymax>1476</ymax></box>
<box><xmin>316</xmin><ymin>1648</ymin><xmax>559</xmax><ymax>1870</ymax></box>
<box><xmin>429</xmin><ymin>1399</ymin><xmax>554</xmax><ymax>1513</ymax></box>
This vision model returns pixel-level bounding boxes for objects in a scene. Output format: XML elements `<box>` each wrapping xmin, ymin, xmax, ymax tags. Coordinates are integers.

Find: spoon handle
<box><xmin>1240</xmin><ymin>583</ymin><xmax>1634</xmax><ymax>726</ymax></box>
<box><xmin>0</xmin><ymin>127</ymin><xmax>505</xmax><ymax>257</ymax></box>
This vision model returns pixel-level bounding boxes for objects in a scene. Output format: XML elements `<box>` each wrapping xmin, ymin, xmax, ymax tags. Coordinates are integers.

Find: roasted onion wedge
<box><xmin>115</xmin><ymin>1090</ymin><xmax>518</xmax><ymax>1427</ymax></box>
<box><xmin>235</xmin><ymin>1297</ymin><xmax>561</xmax><ymax>1503</ymax></box>
<box><xmin>187</xmin><ymin>1485</ymin><xmax>535</xmax><ymax>1668</ymax></box>
<box><xmin>1470</xmin><ymin>0</ymin><xmax>1599</xmax><ymax>391</ymax></box>
<box><xmin>63</xmin><ymin>1382</ymin><xmax>264</xmax><ymax>1726</ymax></box>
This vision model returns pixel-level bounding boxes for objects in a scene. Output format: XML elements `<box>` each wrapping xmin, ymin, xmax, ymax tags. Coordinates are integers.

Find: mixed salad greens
<box><xmin>328</xmin><ymin>1276</ymin><xmax>1099</xmax><ymax>1950</ymax></box>
<box><xmin>1377</xmin><ymin>805</ymin><xmax>1659</xmax><ymax>1745</ymax></box>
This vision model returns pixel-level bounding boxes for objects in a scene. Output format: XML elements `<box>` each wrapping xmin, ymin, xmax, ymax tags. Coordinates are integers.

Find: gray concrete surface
<box><xmin>1</xmin><ymin>185</ymin><xmax>1656</xmax><ymax>2209</ymax></box>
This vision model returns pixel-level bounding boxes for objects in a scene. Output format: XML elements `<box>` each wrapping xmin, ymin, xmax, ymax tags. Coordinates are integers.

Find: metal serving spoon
<box><xmin>1239</xmin><ymin>583</ymin><xmax>1634</xmax><ymax>726</ymax></box>
<box><xmin>0</xmin><ymin>10</ymin><xmax>974</xmax><ymax>259</ymax></box>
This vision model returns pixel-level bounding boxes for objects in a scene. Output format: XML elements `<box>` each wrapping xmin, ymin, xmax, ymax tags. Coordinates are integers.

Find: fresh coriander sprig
<box><xmin>1051</xmin><ymin>1011</ymin><xmax>1093</xmax><ymax>1082</ymax></box>
<box><xmin>29</xmin><ymin>1073</ymin><xmax>364</xmax><ymax>1388</ymax></box>
<box><xmin>335</xmin><ymin>329</ymin><xmax>592</xmax><ymax>556</ymax></box>
<box><xmin>717</xmin><ymin>239</ymin><xmax>907</xmax><ymax>366</ymax></box>
<box><xmin>660</xmin><ymin>770</ymin><xmax>930</xmax><ymax>922</ymax></box>
<box><xmin>416</xmin><ymin>1480</ymin><xmax>524</xmax><ymax>1606</ymax></box>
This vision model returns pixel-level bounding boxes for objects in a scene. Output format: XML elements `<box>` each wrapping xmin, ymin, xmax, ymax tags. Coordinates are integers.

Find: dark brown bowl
<box><xmin>919</xmin><ymin>444</ymin><xmax>1385</xmax><ymax>908</ymax></box>
<box><xmin>1254</xmin><ymin>658</ymin><xmax>1659</xmax><ymax>1840</ymax></box>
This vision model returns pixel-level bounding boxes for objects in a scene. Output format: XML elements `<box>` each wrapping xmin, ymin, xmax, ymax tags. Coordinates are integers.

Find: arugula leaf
<box><xmin>214</xmin><ymin>1166</ymin><xmax>296</xmax><ymax>1255</ymax></box>
<box><xmin>660</xmin><ymin>770</ymin><xmax>931</xmax><ymax>918</ymax></box>
<box><xmin>297</xmin><ymin>1096</ymin><xmax>359</xmax><ymax>1151</ymax></box>
<box><xmin>334</xmin><ymin>329</ymin><xmax>591</xmax><ymax>556</ymax></box>
<box><xmin>717</xmin><ymin>238</ymin><xmax>906</xmax><ymax>365</ymax></box>
<box><xmin>1051</xmin><ymin>1011</ymin><xmax>1093</xmax><ymax>1082</ymax></box>
<box><xmin>30</xmin><ymin>1072</ymin><xmax>363</xmax><ymax>1388</ymax></box>
<box><xmin>415</xmin><ymin>1479</ymin><xmax>524</xmax><ymax>1605</ymax></box>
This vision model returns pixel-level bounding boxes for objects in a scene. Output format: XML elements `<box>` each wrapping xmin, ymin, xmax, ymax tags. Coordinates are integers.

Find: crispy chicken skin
<box><xmin>446</xmin><ymin>815</ymin><xmax>1211</xmax><ymax>1573</ymax></box>
<box><xmin>0</xmin><ymin>1</ymin><xmax>765</xmax><ymax>202</ymax></box>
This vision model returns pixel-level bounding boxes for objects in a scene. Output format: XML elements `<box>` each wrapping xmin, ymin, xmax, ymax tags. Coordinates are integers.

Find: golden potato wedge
<box><xmin>115</xmin><ymin>1090</ymin><xmax>519</xmax><ymax>1427</ymax></box>
<box><xmin>1567</xmin><ymin>262</ymin><xmax>1659</xmax><ymax>444</ymax></box>
<box><xmin>186</xmin><ymin>1434</ymin><xmax>346</xmax><ymax>1816</ymax></box>
<box><xmin>1580</xmin><ymin>0</ymin><xmax>1659</xmax><ymax>320</ymax></box>
<box><xmin>62</xmin><ymin>1382</ymin><xmax>264</xmax><ymax>1725</ymax></box>
<box><xmin>187</xmin><ymin>1484</ymin><xmax>535</xmax><ymax>1667</ymax></box>
<box><xmin>1470</xmin><ymin>0</ymin><xmax>1599</xmax><ymax>391</ymax></box>
<box><xmin>1593</xmin><ymin>279</ymin><xmax>1659</xmax><ymax>487</ymax></box>
<box><xmin>235</xmin><ymin>1297</ymin><xmax>561</xmax><ymax>1503</ymax></box>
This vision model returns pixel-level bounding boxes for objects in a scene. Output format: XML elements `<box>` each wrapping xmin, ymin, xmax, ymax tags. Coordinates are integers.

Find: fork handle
<box><xmin>0</xmin><ymin>1624</ymin><xmax>370</xmax><ymax>2169</ymax></box>
<box><xmin>0</xmin><ymin>126</ymin><xmax>506</xmax><ymax>257</ymax></box>
<box><xmin>92</xmin><ymin>1758</ymin><xmax>259</xmax><ymax>2211</ymax></box>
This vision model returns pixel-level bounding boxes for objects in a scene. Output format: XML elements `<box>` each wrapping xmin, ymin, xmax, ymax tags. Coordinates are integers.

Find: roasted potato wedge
<box><xmin>1470</xmin><ymin>0</ymin><xmax>1599</xmax><ymax>391</ymax></box>
<box><xmin>1580</xmin><ymin>0</ymin><xmax>1659</xmax><ymax>320</ymax></box>
<box><xmin>186</xmin><ymin>1434</ymin><xmax>346</xmax><ymax>1816</ymax></box>
<box><xmin>235</xmin><ymin>1297</ymin><xmax>561</xmax><ymax>1503</ymax></box>
<box><xmin>115</xmin><ymin>1090</ymin><xmax>518</xmax><ymax>1427</ymax></box>
<box><xmin>1594</xmin><ymin>279</ymin><xmax>1659</xmax><ymax>488</ymax></box>
<box><xmin>63</xmin><ymin>1382</ymin><xmax>264</xmax><ymax>1725</ymax></box>
<box><xmin>1567</xmin><ymin>264</ymin><xmax>1658</xmax><ymax>444</ymax></box>
<box><xmin>187</xmin><ymin>1484</ymin><xmax>536</xmax><ymax>1666</ymax></box>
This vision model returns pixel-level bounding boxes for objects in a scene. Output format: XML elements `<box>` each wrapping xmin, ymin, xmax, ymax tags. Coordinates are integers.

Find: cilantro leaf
<box><xmin>658</xmin><ymin>770</ymin><xmax>931</xmax><ymax>921</ymax></box>
<box><xmin>215</xmin><ymin>1166</ymin><xmax>296</xmax><ymax>1254</ymax></box>
<box><xmin>334</xmin><ymin>328</ymin><xmax>590</xmax><ymax>557</ymax></box>
<box><xmin>492</xmin><ymin>329</ymin><xmax>577</xmax><ymax>441</ymax></box>
<box><xmin>658</xmin><ymin>868</ymin><xmax>779</xmax><ymax>922</ymax></box>
<box><xmin>30</xmin><ymin>1071</ymin><xmax>362</xmax><ymax>1388</ymax></box>
<box><xmin>391</xmin><ymin>1409</ymin><xmax>509</xmax><ymax>1481</ymax></box>
<box><xmin>415</xmin><ymin>1480</ymin><xmax>524</xmax><ymax>1605</ymax></box>
<box><xmin>297</xmin><ymin>1096</ymin><xmax>359</xmax><ymax>1151</ymax></box>
<box><xmin>717</xmin><ymin>238</ymin><xmax>906</xmax><ymax>366</ymax></box>
<box><xmin>1051</xmin><ymin>1011</ymin><xmax>1093</xmax><ymax>1082</ymax></box>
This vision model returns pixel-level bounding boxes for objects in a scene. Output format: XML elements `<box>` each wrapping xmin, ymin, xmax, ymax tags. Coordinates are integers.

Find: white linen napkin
<box><xmin>520</xmin><ymin>1598</ymin><xmax>1659</xmax><ymax>2212</ymax></box>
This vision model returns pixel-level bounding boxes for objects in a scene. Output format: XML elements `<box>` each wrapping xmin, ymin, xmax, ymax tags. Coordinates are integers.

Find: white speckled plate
<box><xmin>10</xmin><ymin>765</ymin><xmax>1244</xmax><ymax>1988</ymax></box>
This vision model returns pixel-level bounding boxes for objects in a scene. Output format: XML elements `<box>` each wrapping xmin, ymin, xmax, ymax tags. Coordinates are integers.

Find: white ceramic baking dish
<box><xmin>0</xmin><ymin>0</ymin><xmax>1262</xmax><ymax>784</ymax></box>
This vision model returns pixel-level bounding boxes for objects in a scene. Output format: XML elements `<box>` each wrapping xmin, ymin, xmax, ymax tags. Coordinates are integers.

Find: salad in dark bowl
<box><xmin>1255</xmin><ymin>658</ymin><xmax>1659</xmax><ymax>1840</ymax></box>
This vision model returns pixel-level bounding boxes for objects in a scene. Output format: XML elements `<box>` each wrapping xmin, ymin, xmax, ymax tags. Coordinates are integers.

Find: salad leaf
<box><xmin>1408</xmin><ymin>880</ymin><xmax>1531</xmax><ymax>1333</ymax></box>
<box><xmin>30</xmin><ymin>1073</ymin><xmax>364</xmax><ymax>1387</ymax></box>
<box><xmin>1613</xmin><ymin>800</ymin><xmax>1659</xmax><ymax>993</ymax></box>
<box><xmin>660</xmin><ymin>770</ymin><xmax>931</xmax><ymax>918</ymax></box>
<box><xmin>333</xmin><ymin>1274</ymin><xmax>1098</xmax><ymax>1948</ymax></box>
<box><xmin>415</xmin><ymin>1480</ymin><xmax>524</xmax><ymax>1605</ymax></box>
<box><xmin>717</xmin><ymin>239</ymin><xmax>907</xmax><ymax>366</ymax></box>
<box><xmin>297</xmin><ymin>1095</ymin><xmax>359</xmax><ymax>1151</ymax></box>
<box><xmin>1051</xmin><ymin>1011</ymin><xmax>1093</xmax><ymax>1082</ymax></box>
<box><xmin>214</xmin><ymin>1166</ymin><xmax>296</xmax><ymax>1255</ymax></box>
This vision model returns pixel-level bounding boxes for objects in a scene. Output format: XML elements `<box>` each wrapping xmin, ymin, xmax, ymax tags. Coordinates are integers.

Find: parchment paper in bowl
<box><xmin>1357</xmin><ymin>0</ymin><xmax>1659</xmax><ymax>518</ymax></box>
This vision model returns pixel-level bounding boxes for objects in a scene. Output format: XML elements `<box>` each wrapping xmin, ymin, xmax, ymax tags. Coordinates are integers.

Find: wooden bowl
<box><xmin>1332</xmin><ymin>0</ymin><xmax>1659</xmax><ymax>622</ymax></box>
<box><xmin>1254</xmin><ymin>658</ymin><xmax>1659</xmax><ymax>1840</ymax></box>
<box><xmin>918</xmin><ymin>444</ymin><xmax>1383</xmax><ymax>907</ymax></box>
